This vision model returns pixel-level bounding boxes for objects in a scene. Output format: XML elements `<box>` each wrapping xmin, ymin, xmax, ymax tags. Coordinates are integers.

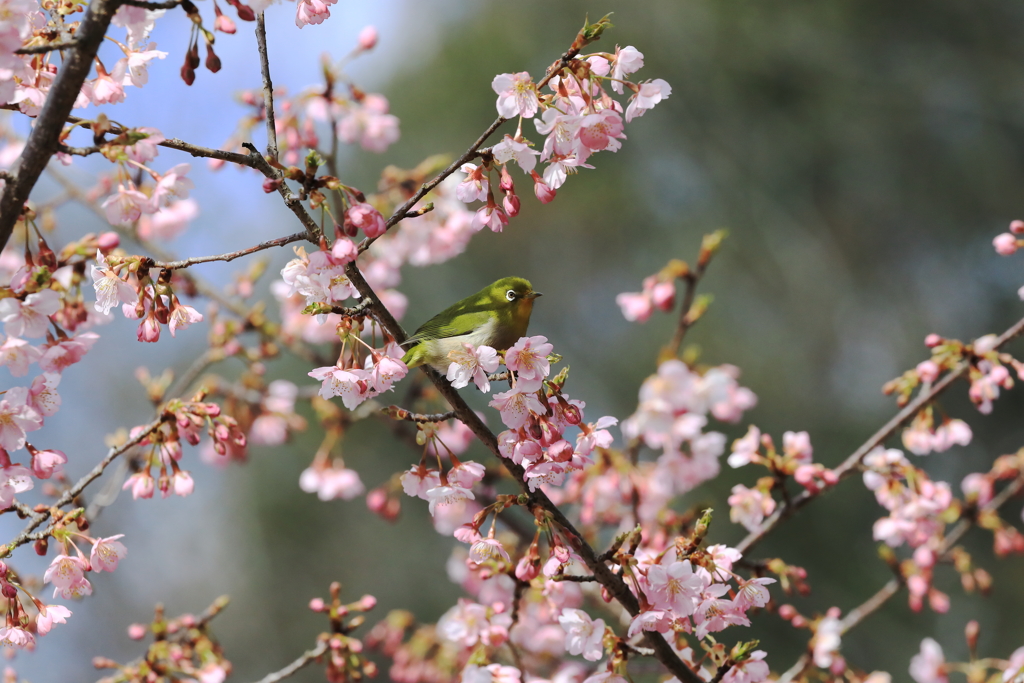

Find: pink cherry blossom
<box><xmin>471</xmin><ymin>204</ymin><xmax>509</xmax><ymax>233</ymax></box>
<box><xmin>626</xmin><ymin>609</ymin><xmax>673</xmax><ymax>638</ymax></box>
<box><xmin>426</xmin><ymin>483</ymin><xmax>475</xmax><ymax>515</ymax></box>
<box><xmin>578</xmin><ymin>110</ymin><xmax>626</xmax><ymax>152</ymax></box>
<box><xmin>492</xmin><ymin>72</ymin><xmax>539</xmax><ymax>118</ymax></box>
<box><xmin>91</xmin><ymin>256</ymin><xmax>137</xmax><ymax>315</ymax></box>
<box><xmin>137</xmin><ymin>199</ymin><xmax>199</xmax><ymax>241</ymax></box>
<box><xmin>1003</xmin><ymin>647</ymin><xmax>1024</xmax><ymax>683</ymax></box>
<box><xmin>616</xmin><ymin>291</ymin><xmax>653</xmax><ymax>322</ymax></box>
<box><xmin>347</xmin><ymin>202</ymin><xmax>387</xmax><ymax>239</ymax></box>
<box><xmin>36</xmin><ymin>604</ymin><xmax>71</xmax><ymax>635</ymax></box>
<box><xmin>309</xmin><ymin>366</ymin><xmax>372</xmax><ymax>409</ymax></box>
<box><xmin>173</xmin><ymin>470</ymin><xmax>194</xmax><ymax>496</ymax></box>
<box><xmin>150</xmin><ymin>163</ymin><xmax>194</xmax><ymax>209</ymax></box>
<box><xmin>446</xmin><ymin>342</ymin><xmax>500</xmax><ymax>392</ymax></box>
<box><xmin>457</xmin><ymin>164</ymin><xmax>489</xmax><ymax>203</ymax></box>
<box><xmin>644</xmin><ymin>559</ymin><xmax>707</xmax><ymax>616</ymax></box>
<box><xmin>120</xmin><ymin>43</ymin><xmax>167</xmax><ymax>87</ymax></box>
<box><xmin>610</xmin><ymin>45</ymin><xmax>644</xmax><ymax>93</ymax></box>
<box><xmin>0</xmin><ymin>391</ymin><xmax>41</xmax><ymax>451</ymax></box>
<box><xmin>909</xmin><ymin>639</ymin><xmax>948</xmax><ymax>683</ymax></box>
<box><xmin>90</xmin><ymin>535</ymin><xmax>127</xmax><ymax>572</ymax></box>
<box><xmin>693</xmin><ymin>585</ymin><xmax>749</xmax><ymax>638</ymax></box>
<box><xmin>993</xmin><ymin>233</ymin><xmax>1018</xmax><ymax>256</ymax></box>
<box><xmin>782</xmin><ymin>430</ymin><xmax>812</xmax><ymax>462</ymax></box>
<box><xmin>0</xmin><ymin>289</ymin><xmax>60</xmax><ymax>337</ymax></box>
<box><xmin>101</xmin><ymin>184</ymin><xmax>150</xmax><ymax>225</ymax></box>
<box><xmin>722</xmin><ymin>651</ymin><xmax>769</xmax><ymax>683</ymax></box>
<box><xmin>299</xmin><ymin>463</ymin><xmax>365</xmax><ymax>501</ymax></box>
<box><xmin>493</xmin><ymin>136</ymin><xmax>541</xmax><ymax>174</ymax></box>
<box><xmin>489</xmin><ymin>386</ymin><xmax>546</xmax><ymax>429</ymax></box>
<box><xmin>448</xmin><ymin>461</ymin><xmax>485</xmax><ymax>489</ymax></box>
<box><xmin>30</xmin><ymin>447</ymin><xmax>66</xmax><ymax>479</ymax></box>
<box><xmin>505</xmin><ymin>335</ymin><xmax>553</xmax><ymax>388</ymax></box>
<box><xmin>728</xmin><ymin>425</ymin><xmax>761</xmax><ymax>468</ymax></box>
<box><xmin>0</xmin><ymin>336</ymin><xmax>41</xmax><ymax>376</ymax></box>
<box><xmin>37</xmin><ymin>332</ymin><xmax>98</xmax><ymax>374</ymax></box>
<box><xmin>557</xmin><ymin>608</ymin><xmax>605</xmax><ymax>661</ymax></box>
<box><xmin>43</xmin><ymin>554</ymin><xmax>88</xmax><ymax>589</ymax></box>
<box><xmin>0</xmin><ymin>626</ymin><xmax>34</xmax><ymax>650</ymax></box>
<box><xmin>734</xmin><ymin>577</ymin><xmax>775</xmax><ymax>610</ymax></box>
<box><xmin>400</xmin><ymin>467</ymin><xmax>441</xmax><ymax>500</ymax></box>
<box><xmin>368</xmin><ymin>345</ymin><xmax>408</xmax><ymax>393</ymax></box>
<box><xmin>469</xmin><ymin>538</ymin><xmax>510</xmax><ymax>564</ymax></box>
<box><xmin>125</xmin><ymin>126</ymin><xmax>165</xmax><ymax>163</ymax></box>
<box><xmin>0</xmin><ymin>462</ymin><xmax>33</xmax><ymax>508</ymax></box>
<box><xmin>123</xmin><ymin>471</ymin><xmax>155</xmax><ymax>499</ymax></box>
<box><xmin>294</xmin><ymin>0</ymin><xmax>336</xmax><ymax>27</ymax></box>
<box><xmin>625</xmin><ymin>79</ymin><xmax>672</xmax><ymax>123</ymax></box>
<box><xmin>89</xmin><ymin>60</ymin><xmax>127</xmax><ymax>104</ymax></box>
<box><xmin>168</xmin><ymin>302</ymin><xmax>203</xmax><ymax>336</ymax></box>
<box><xmin>337</xmin><ymin>94</ymin><xmax>400</xmax><ymax>152</ymax></box>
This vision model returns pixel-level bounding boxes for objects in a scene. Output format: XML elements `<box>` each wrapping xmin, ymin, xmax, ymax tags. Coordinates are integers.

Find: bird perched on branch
<box><xmin>401</xmin><ymin>277</ymin><xmax>542</xmax><ymax>372</ymax></box>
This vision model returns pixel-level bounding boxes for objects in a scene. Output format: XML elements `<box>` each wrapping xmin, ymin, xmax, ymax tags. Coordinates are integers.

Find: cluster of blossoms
<box><xmin>454</xmin><ymin>43</ymin><xmax>671</xmax><ymax>233</ymax></box>
<box><xmin>909</xmin><ymin>630</ymin><xmax>1024</xmax><ymax>683</ymax></box>
<box><xmin>3</xmin><ymin>0</ymin><xmax>170</xmax><ymax>117</ymax></box>
<box><xmin>91</xmin><ymin>253</ymin><xmax>204</xmax><ymax>343</ymax></box>
<box><xmin>616</xmin><ymin>259</ymin><xmax>687</xmax><ymax>323</ymax></box>
<box><xmin>725</xmin><ymin>427</ymin><xmax>838</xmax><ymax>531</ymax></box>
<box><xmin>621</xmin><ymin>360</ymin><xmax>756</xmax><ymax>522</ymax></box>
<box><xmin>122</xmin><ymin>397</ymin><xmax>244</xmax><ymax>500</ymax></box>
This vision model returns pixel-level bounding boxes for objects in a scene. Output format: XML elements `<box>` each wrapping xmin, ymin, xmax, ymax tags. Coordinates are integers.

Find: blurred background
<box><xmin>4</xmin><ymin>0</ymin><xmax>1024</xmax><ymax>679</ymax></box>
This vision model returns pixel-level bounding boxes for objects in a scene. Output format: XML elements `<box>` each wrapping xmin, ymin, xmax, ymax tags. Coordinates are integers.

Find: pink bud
<box><xmin>502</xmin><ymin>193</ymin><xmax>520</xmax><ymax>217</ymax></box>
<box><xmin>127</xmin><ymin>624</ymin><xmax>147</xmax><ymax>640</ymax></box>
<box><xmin>913</xmin><ymin>546</ymin><xmax>935</xmax><ymax>569</ymax></box>
<box><xmin>928</xmin><ymin>588</ymin><xmax>950</xmax><ymax>613</ymax></box>
<box><xmin>515</xmin><ymin>556</ymin><xmax>540</xmax><ymax>582</ymax></box>
<box><xmin>778</xmin><ymin>604</ymin><xmax>797</xmax><ymax>620</ymax></box>
<box><xmin>365</xmin><ymin>488</ymin><xmax>387</xmax><ymax>512</ymax></box>
<box><xmin>993</xmin><ymin>232</ymin><xmax>1018</xmax><ymax>256</ymax></box>
<box><xmin>173</xmin><ymin>471</ymin><xmax>194</xmax><ymax>497</ymax></box>
<box><xmin>215</xmin><ymin>12</ymin><xmax>236</xmax><ymax>33</ymax></box>
<box><xmin>137</xmin><ymin>315</ymin><xmax>161</xmax><ymax>343</ymax></box>
<box><xmin>791</xmin><ymin>615</ymin><xmax>807</xmax><ymax>628</ymax></box>
<box><xmin>357</xmin><ymin>25</ymin><xmax>378</xmax><ymax>51</ymax></box>
<box><xmin>651</xmin><ymin>281</ymin><xmax>676</xmax><ymax>312</ymax></box>
<box><xmin>924</xmin><ymin>333</ymin><xmax>942</xmax><ymax>348</ymax></box>
<box><xmin>358</xmin><ymin>595</ymin><xmax>377</xmax><ymax>611</ymax></box>
<box><xmin>309</xmin><ymin>598</ymin><xmax>325</xmax><ymax>611</ymax></box>
<box><xmin>916</xmin><ymin>360</ymin><xmax>940</xmax><ymax>383</ymax></box>
<box><xmin>97</xmin><ymin>232</ymin><xmax>120</xmax><ymax>250</ymax></box>
<box><xmin>1011</xmin><ymin>219</ymin><xmax>1024</xmax><ymax>234</ymax></box>
<box><xmin>331</xmin><ymin>237</ymin><xmax>358</xmax><ymax>263</ymax></box>
<box><xmin>262</xmin><ymin>177</ymin><xmax>283</xmax><ymax>193</ymax></box>
<box><xmin>532</xmin><ymin>172</ymin><xmax>556</xmax><ymax>204</ymax></box>
<box><xmin>499</xmin><ymin>166</ymin><xmax>515</xmax><ymax>193</ymax></box>
<box><xmin>346</xmin><ymin>203</ymin><xmax>386</xmax><ymax>239</ymax></box>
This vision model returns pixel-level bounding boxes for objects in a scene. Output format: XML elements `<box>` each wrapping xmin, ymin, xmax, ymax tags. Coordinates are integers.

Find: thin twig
<box><xmin>150</xmin><ymin>232</ymin><xmax>306</xmax><ymax>270</ymax></box>
<box><xmin>249</xmin><ymin>640</ymin><xmax>328</xmax><ymax>683</ymax></box>
<box><xmin>121</xmin><ymin>0</ymin><xmax>182</xmax><ymax>8</ymax></box>
<box><xmin>2</xmin><ymin>416</ymin><xmax>166</xmax><ymax>556</ymax></box>
<box><xmin>356</xmin><ymin>46</ymin><xmax>582</xmax><ymax>254</ymax></box>
<box><xmin>777</xmin><ymin>474</ymin><xmax>1024</xmax><ymax>682</ymax></box>
<box><xmin>667</xmin><ymin>271</ymin><xmax>701</xmax><ymax>357</ymax></box>
<box><xmin>255</xmin><ymin>13</ymin><xmax>279</xmax><ymax>163</ymax></box>
<box><xmin>385</xmin><ymin>408</ymin><xmax>458</xmax><ymax>424</ymax></box>
<box><xmin>16</xmin><ymin>39</ymin><xmax>79</xmax><ymax>54</ymax></box>
<box><xmin>736</xmin><ymin>311</ymin><xmax>1024</xmax><ymax>556</ymax></box>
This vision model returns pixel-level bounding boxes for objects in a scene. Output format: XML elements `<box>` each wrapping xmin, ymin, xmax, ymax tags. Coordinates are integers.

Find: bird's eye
<box><xmin>505</xmin><ymin>289</ymin><xmax>516</xmax><ymax>302</ymax></box>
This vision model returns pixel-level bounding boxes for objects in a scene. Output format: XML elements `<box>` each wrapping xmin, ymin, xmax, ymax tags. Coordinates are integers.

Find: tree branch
<box><xmin>736</xmin><ymin>311</ymin><xmax>1024</xmax><ymax>557</ymax></box>
<box><xmin>249</xmin><ymin>640</ymin><xmax>328</xmax><ymax>683</ymax></box>
<box><xmin>149</xmin><ymin>232</ymin><xmax>306</xmax><ymax>269</ymax></box>
<box><xmin>343</xmin><ymin>263</ymin><xmax>703</xmax><ymax>683</ymax></box>
<box><xmin>356</xmin><ymin>45</ymin><xmax>582</xmax><ymax>254</ymax></box>
<box><xmin>1</xmin><ymin>416</ymin><xmax>166</xmax><ymax>556</ymax></box>
<box><xmin>0</xmin><ymin>0</ymin><xmax>123</xmax><ymax>252</ymax></box>
<box><xmin>16</xmin><ymin>39</ymin><xmax>79</xmax><ymax>54</ymax></box>
<box><xmin>255</xmin><ymin>13</ymin><xmax>279</xmax><ymax>162</ymax></box>
<box><xmin>120</xmin><ymin>0</ymin><xmax>181</xmax><ymax>8</ymax></box>
<box><xmin>777</xmin><ymin>474</ymin><xmax>1024</xmax><ymax>682</ymax></box>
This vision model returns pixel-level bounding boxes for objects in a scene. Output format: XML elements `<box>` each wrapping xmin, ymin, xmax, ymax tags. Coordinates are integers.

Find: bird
<box><xmin>401</xmin><ymin>276</ymin><xmax>542</xmax><ymax>372</ymax></box>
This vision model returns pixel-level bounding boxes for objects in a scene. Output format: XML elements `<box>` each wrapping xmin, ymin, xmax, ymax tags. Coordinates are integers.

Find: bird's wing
<box><xmin>404</xmin><ymin>301</ymin><xmax>492</xmax><ymax>346</ymax></box>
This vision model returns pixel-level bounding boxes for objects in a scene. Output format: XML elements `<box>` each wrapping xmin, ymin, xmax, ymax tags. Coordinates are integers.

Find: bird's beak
<box><xmin>527</xmin><ymin>291</ymin><xmax>542</xmax><ymax>299</ymax></box>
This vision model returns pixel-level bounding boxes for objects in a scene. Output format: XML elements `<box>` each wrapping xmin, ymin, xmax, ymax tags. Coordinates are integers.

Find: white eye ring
<box><xmin>505</xmin><ymin>289</ymin><xmax>516</xmax><ymax>302</ymax></box>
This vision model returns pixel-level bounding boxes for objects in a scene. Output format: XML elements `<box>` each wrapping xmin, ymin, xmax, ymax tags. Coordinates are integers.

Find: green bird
<box><xmin>401</xmin><ymin>277</ymin><xmax>542</xmax><ymax>372</ymax></box>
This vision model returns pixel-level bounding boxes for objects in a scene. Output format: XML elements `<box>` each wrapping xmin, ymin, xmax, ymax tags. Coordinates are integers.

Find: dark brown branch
<box><xmin>384</xmin><ymin>408</ymin><xmax>458</xmax><ymax>424</ymax></box>
<box><xmin>150</xmin><ymin>232</ymin><xmax>306</xmax><ymax>269</ymax></box>
<box><xmin>255</xmin><ymin>14</ymin><xmax>279</xmax><ymax>162</ymax></box>
<box><xmin>0</xmin><ymin>0</ymin><xmax>122</xmax><ymax>252</ymax></box>
<box><xmin>777</xmin><ymin>474</ymin><xmax>1024</xmax><ymax>682</ymax></box>
<box><xmin>668</xmin><ymin>269</ymin><xmax>704</xmax><ymax>357</ymax></box>
<box><xmin>736</xmin><ymin>312</ymin><xmax>1024</xmax><ymax>557</ymax></box>
<box><xmin>16</xmin><ymin>39</ymin><xmax>79</xmax><ymax>54</ymax></box>
<box><xmin>342</xmin><ymin>263</ymin><xmax>702</xmax><ymax>683</ymax></box>
<box><xmin>241</xmin><ymin>143</ymin><xmax>323</xmax><ymax>242</ymax></box>
<box><xmin>120</xmin><ymin>0</ymin><xmax>181</xmax><ymax>8</ymax></box>
<box><xmin>250</xmin><ymin>640</ymin><xmax>328</xmax><ymax>683</ymax></box>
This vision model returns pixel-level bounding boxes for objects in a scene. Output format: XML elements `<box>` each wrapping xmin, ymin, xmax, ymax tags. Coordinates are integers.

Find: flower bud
<box><xmin>357</xmin><ymin>25</ymin><xmax>378</xmax><ymax>50</ymax></box>
<box><xmin>309</xmin><ymin>597</ymin><xmax>326</xmax><ymax>612</ymax></box>
<box><xmin>205</xmin><ymin>44</ymin><xmax>222</xmax><ymax>73</ymax></box>
<box><xmin>993</xmin><ymin>232</ymin><xmax>1018</xmax><ymax>256</ymax></box>
<box><xmin>97</xmin><ymin>231</ymin><xmax>120</xmax><ymax>250</ymax></box>
<box><xmin>127</xmin><ymin>624</ymin><xmax>147</xmax><ymax>640</ymax></box>
<box><xmin>503</xmin><ymin>193</ymin><xmax>520</xmax><ymax>217</ymax></box>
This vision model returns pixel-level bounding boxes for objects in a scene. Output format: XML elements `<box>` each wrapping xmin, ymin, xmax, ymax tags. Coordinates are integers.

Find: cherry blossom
<box><xmin>723</xmin><ymin>651</ymin><xmax>770</xmax><ymax>683</ymax></box>
<box><xmin>168</xmin><ymin>301</ymin><xmax>203</xmax><ymax>336</ymax></box>
<box><xmin>644</xmin><ymin>559</ymin><xmax>707</xmax><ymax>616</ymax></box>
<box><xmin>0</xmin><ymin>336</ymin><xmax>40</xmax><ymax>376</ymax></box>
<box><xmin>299</xmin><ymin>463</ymin><xmax>365</xmax><ymax>500</ymax></box>
<box><xmin>492</xmin><ymin>72</ymin><xmax>539</xmax><ymax>118</ymax></box>
<box><xmin>493</xmin><ymin>136</ymin><xmax>541</xmax><ymax>174</ymax></box>
<box><xmin>557</xmin><ymin>608</ymin><xmax>605</xmax><ymax>661</ymax></box>
<box><xmin>610</xmin><ymin>45</ymin><xmax>644</xmax><ymax>93</ymax></box>
<box><xmin>909</xmin><ymin>639</ymin><xmax>948</xmax><ymax>683</ymax></box>
<box><xmin>91</xmin><ymin>255</ymin><xmax>138</xmax><ymax>315</ymax></box>
<box><xmin>0</xmin><ymin>390</ymin><xmax>41</xmax><ymax>451</ymax></box>
<box><xmin>0</xmin><ymin>289</ymin><xmax>60</xmax><ymax>337</ymax></box>
<box><xmin>36</xmin><ymin>604</ymin><xmax>72</xmax><ymax>635</ymax></box>
<box><xmin>505</xmin><ymin>335</ymin><xmax>553</xmax><ymax>388</ymax></box>
<box><xmin>489</xmin><ymin>386</ymin><xmax>546</xmax><ymax>429</ymax></box>
<box><xmin>101</xmin><ymin>183</ymin><xmax>150</xmax><ymax>225</ymax></box>
<box><xmin>625</xmin><ymin>79</ymin><xmax>672</xmax><ymax>123</ymax></box>
<box><xmin>337</xmin><ymin>94</ymin><xmax>400</xmax><ymax>152</ymax></box>
<box><xmin>90</xmin><ymin>535</ymin><xmax>128</xmax><ymax>572</ymax></box>
<box><xmin>446</xmin><ymin>342</ymin><xmax>499</xmax><ymax>392</ymax></box>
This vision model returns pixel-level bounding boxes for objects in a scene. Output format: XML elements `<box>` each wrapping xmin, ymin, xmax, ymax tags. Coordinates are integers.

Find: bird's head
<box><xmin>487</xmin><ymin>277</ymin><xmax>542</xmax><ymax>314</ymax></box>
